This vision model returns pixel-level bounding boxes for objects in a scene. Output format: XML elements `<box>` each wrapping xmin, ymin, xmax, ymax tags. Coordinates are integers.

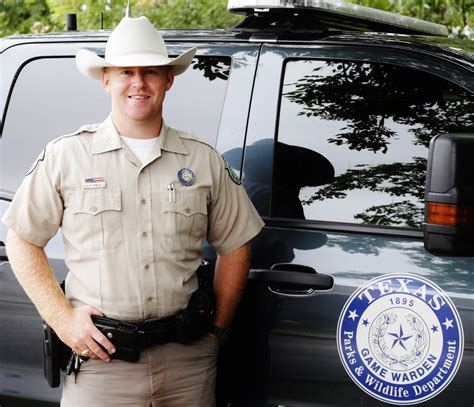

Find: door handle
<box><xmin>249</xmin><ymin>263</ymin><xmax>333</xmax><ymax>296</ymax></box>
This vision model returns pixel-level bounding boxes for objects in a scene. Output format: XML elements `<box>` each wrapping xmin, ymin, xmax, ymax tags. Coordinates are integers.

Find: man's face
<box><xmin>102</xmin><ymin>66</ymin><xmax>174</xmax><ymax>126</ymax></box>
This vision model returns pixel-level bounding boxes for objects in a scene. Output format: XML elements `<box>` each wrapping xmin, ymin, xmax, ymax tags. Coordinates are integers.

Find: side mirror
<box><xmin>424</xmin><ymin>134</ymin><xmax>474</xmax><ymax>256</ymax></box>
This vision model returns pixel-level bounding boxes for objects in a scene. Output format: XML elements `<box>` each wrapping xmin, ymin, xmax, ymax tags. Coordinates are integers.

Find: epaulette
<box><xmin>76</xmin><ymin>123</ymin><xmax>100</xmax><ymax>134</ymax></box>
<box><xmin>178</xmin><ymin>131</ymin><xmax>216</xmax><ymax>151</ymax></box>
<box><xmin>51</xmin><ymin>123</ymin><xmax>100</xmax><ymax>145</ymax></box>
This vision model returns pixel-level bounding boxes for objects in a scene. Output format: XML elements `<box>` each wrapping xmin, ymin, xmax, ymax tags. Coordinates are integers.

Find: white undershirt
<box><xmin>121</xmin><ymin>136</ymin><xmax>159</xmax><ymax>164</ymax></box>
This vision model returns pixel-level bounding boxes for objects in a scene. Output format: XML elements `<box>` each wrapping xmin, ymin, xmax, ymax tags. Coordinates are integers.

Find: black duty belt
<box><xmin>133</xmin><ymin>316</ymin><xmax>178</xmax><ymax>348</ymax></box>
<box><xmin>92</xmin><ymin>315</ymin><xmax>179</xmax><ymax>362</ymax></box>
<box><xmin>91</xmin><ymin>285</ymin><xmax>215</xmax><ymax>362</ymax></box>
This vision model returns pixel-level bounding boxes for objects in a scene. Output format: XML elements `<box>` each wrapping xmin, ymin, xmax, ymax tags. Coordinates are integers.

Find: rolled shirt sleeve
<box><xmin>2</xmin><ymin>143</ymin><xmax>63</xmax><ymax>248</ymax></box>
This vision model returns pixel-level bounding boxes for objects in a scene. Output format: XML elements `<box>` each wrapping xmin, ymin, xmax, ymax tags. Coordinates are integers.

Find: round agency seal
<box><xmin>337</xmin><ymin>274</ymin><xmax>463</xmax><ymax>405</ymax></box>
<box><xmin>177</xmin><ymin>168</ymin><xmax>195</xmax><ymax>187</ymax></box>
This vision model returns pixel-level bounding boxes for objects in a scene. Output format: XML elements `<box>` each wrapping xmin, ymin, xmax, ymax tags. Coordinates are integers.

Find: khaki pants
<box><xmin>61</xmin><ymin>336</ymin><xmax>219</xmax><ymax>407</ymax></box>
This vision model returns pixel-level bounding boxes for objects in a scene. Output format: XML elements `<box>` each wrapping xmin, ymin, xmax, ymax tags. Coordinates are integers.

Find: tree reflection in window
<box><xmin>191</xmin><ymin>56</ymin><xmax>230</xmax><ymax>81</ymax></box>
<box><xmin>278</xmin><ymin>60</ymin><xmax>473</xmax><ymax>228</ymax></box>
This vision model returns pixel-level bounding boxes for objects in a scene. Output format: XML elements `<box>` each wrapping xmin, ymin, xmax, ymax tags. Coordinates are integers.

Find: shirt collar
<box><xmin>91</xmin><ymin>116</ymin><xmax>188</xmax><ymax>156</ymax></box>
<box><xmin>91</xmin><ymin>115</ymin><xmax>122</xmax><ymax>155</ymax></box>
<box><xmin>159</xmin><ymin>122</ymin><xmax>188</xmax><ymax>155</ymax></box>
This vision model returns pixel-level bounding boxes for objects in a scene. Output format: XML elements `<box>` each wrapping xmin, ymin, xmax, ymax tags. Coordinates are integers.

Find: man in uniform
<box><xmin>3</xmin><ymin>16</ymin><xmax>264</xmax><ymax>406</ymax></box>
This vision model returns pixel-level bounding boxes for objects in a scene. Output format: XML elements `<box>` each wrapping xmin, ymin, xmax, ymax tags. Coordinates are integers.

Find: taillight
<box><xmin>423</xmin><ymin>134</ymin><xmax>474</xmax><ymax>256</ymax></box>
<box><xmin>426</xmin><ymin>203</ymin><xmax>474</xmax><ymax>227</ymax></box>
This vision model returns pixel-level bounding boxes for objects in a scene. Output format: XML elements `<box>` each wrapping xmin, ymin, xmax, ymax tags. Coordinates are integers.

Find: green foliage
<box><xmin>145</xmin><ymin>0</ymin><xmax>242</xmax><ymax>29</ymax></box>
<box><xmin>45</xmin><ymin>0</ymin><xmax>240</xmax><ymax>32</ymax></box>
<box><xmin>47</xmin><ymin>0</ymin><xmax>131</xmax><ymax>31</ymax></box>
<box><xmin>1</xmin><ymin>0</ymin><xmax>241</xmax><ymax>35</ymax></box>
<box><xmin>0</xmin><ymin>0</ymin><xmax>54</xmax><ymax>36</ymax></box>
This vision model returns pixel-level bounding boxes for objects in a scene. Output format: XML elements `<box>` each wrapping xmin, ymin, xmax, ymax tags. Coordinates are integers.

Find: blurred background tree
<box><xmin>0</xmin><ymin>0</ymin><xmax>54</xmax><ymax>35</ymax></box>
<box><xmin>0</xmin><ymin>0</ymin><xmax>472</xmax><ymax>39</ymax></box>
<box><xmin>0</xmin><ymin>0</ymin><xmax>241</xmax><ymax>36</ymax></box>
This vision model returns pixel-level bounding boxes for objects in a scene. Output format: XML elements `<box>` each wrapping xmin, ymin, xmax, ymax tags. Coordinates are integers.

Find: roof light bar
<box><xmin>228</xmin><ymin>0</ymin><xmax>448</xmax><ymax>37</ymax></box>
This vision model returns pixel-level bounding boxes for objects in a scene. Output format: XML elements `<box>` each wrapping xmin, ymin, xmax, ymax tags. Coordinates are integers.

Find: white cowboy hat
<box><xmin>76</xmin><ymin>16</ymin><xmax>196</xmax><ymax>80</ymax></box>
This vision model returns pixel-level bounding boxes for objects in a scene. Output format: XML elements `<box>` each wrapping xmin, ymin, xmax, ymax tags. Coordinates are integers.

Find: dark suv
<box><xmin>1</xmin><ymin>1</ymin><xmax>473</xmax><ymax>406</ymax></box>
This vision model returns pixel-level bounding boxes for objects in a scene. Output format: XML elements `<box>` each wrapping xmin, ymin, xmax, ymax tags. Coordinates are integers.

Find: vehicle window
<box><xmin>166</xmin><ymin>55</ymin><xmax>230</xmax><ymax>144</ymax></box>
<box><xmin>273</xmin><ymin>59</ymin><xmax>473</xmax><ymax>228</ymax></box>
<box><xmin>2</xmin><ymin>55</ymin><xmax>230</xmax><ymax>192</ymax></box>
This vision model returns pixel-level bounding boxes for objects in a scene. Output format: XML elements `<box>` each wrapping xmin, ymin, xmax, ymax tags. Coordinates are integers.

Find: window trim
<box><xmin>263</xmin><ymin>216</ymin><xmax>423</xmax><ymax>238</ymax></box>
<box><xmin>1</xmin><ymin>55</ymin><xmax>72</xmax><ymax>138</ymax></box>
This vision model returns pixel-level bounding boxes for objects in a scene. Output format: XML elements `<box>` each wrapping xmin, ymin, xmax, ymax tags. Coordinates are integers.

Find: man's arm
<box><xmin>212</xmin><ymin>242</ymin><xmax>251</xmax><ymax>330</ymax></box>
<box><xmin>6</xmin><ymin>229</ymin><xmax>115</xmax><ymax>361</ymax></box>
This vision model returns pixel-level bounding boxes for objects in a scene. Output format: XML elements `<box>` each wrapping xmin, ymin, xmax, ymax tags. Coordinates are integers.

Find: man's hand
<box><xmin>6</xmin><ymin>230</ymin><xmax>115</xmax><ymax>361</ymax></box>
<box><xmin>54</xmin><ymin>306</ymin><xmax>116</xmax><ymax>362</ymax></box>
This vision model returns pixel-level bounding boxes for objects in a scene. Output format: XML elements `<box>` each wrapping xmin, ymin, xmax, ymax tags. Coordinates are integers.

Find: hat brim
<box><xmin>76</xmin><ymin>47</ymin><xmax>197</xmax><ymax>80</ymax></box>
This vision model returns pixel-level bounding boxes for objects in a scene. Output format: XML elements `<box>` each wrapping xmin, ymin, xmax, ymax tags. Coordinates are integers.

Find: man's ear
<box><xmin>101</xmin><ymin>68</ymin><xmax>111</xmax><ymax>94</ymax></box>
<box><xmin>165</xmin><ymin>68</ymin><xmax>175</xmax><ymax>91</ymax></box>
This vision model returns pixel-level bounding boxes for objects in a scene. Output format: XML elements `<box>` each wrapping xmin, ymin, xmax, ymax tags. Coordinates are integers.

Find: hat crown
<box><xmin>105</xmin><ymin>16</ymin><xmax>168</xmax><ymax>62</ymax></box>
<box><xmin>75</xmin><ymin>15</ymin><xmax>197</xmax><ymax>80</ymax></box>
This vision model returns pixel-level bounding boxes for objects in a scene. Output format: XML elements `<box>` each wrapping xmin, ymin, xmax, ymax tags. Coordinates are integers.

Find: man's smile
<box><xmin>128</xmin><ymin>95</ymin><xmax>150</xmax><ymax>100</ymax></box>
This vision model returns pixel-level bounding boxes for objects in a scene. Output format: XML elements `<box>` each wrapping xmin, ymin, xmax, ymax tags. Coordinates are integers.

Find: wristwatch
<box><xmin>209</xmin><ymin>325</ymin><xmax>231</xmax><ymax>346</ymax></box>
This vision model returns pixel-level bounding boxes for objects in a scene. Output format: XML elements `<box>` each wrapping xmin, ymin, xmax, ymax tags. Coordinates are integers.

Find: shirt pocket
<box><xmin>161</xmin><ymin>192</ymin><xmax>208</xmax><ymax>251</ymax></box>
<box><xmin>69</xmin><ymin>189</ymin><xmax>122</xmax><ymax>250</ymax></box>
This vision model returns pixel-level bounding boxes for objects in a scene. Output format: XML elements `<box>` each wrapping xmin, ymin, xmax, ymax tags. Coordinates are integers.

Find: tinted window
<box><xmin>166</xmin><ymin>56</ymin><xmax>230</xmax><ymax>143</ymax></box>
<box><xmin>2</xmin><ymin>56</ymin><xmax>230</xmax><ymax>193</ymax></box>
<box><xmin>274</xmin><ymin>59</ymin><xmax>473</xmax><ymax>228</ymax></box>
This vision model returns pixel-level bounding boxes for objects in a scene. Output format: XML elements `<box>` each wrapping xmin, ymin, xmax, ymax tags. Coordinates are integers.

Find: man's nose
<box><xmin>131</xmin><ymin>71</ymin><xmax>146</xmax><ymax>88</ymax></box>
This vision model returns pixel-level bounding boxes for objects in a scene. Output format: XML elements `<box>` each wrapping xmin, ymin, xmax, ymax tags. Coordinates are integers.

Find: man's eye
<box><xmin>121</xmin><ymin>70</ymin><xmax>133</xmax><ymax>75</ymax></box>
<box><xmin>144</xmin><ymin>69</ymin><xmax>158</xmax><ymax>75</ymax></box>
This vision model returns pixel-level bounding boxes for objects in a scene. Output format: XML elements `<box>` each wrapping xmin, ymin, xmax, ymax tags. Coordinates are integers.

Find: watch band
<box><xmin>210</xmin><ymin>325</ymin><xmax>231</xmax><ymax>345</ymax></box>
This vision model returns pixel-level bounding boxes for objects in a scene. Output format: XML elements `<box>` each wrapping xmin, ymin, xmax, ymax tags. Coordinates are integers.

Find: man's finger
<box><xmin>85</xmin><ymin>337</ymin><xmax>110</xmax><ymax>362</ymax></box>
<box><xmin>91</xmin><ymin>326</ymin><xmax>116</xmax><ymax>355</ymax></box>
<box><xmin>88</xmin><ymin>307</ymin><xmax>104</xmax><ymax>318</ymax></box>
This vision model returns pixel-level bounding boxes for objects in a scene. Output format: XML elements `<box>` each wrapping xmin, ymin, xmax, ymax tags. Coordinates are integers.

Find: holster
<box><xmin>175</xmin><ymin>280</ymin><xmax>215</xmax><ymax>344</ymax></box>
<box><xmin>42</xmin><ymin>322</ymin><xmax>70</xmax><ymax>388</ymax></box>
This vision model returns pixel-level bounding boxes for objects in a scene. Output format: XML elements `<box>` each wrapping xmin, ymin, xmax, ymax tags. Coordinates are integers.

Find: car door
<box><xmin>217</xmin><ymin>42</ymin><xmax>474</xmax><ymax>407</ymax></box>
<box><xmin>0</xmin><ymin>39</ymin><xmax>259</xmax><ymax>405</ymax></box>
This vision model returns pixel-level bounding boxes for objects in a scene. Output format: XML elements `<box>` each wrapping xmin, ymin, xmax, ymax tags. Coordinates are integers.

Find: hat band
<box><xmin>105</xmin><ymin>53</ymin><xmax>174</xmax><ymax>67</ymax></box>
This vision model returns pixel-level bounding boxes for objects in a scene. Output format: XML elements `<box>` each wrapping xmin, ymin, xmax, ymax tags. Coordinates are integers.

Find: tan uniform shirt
<box><xmin>2</xmin><ymin>116</ymin><xmax>264</xmax><ymax>320</ymax></box>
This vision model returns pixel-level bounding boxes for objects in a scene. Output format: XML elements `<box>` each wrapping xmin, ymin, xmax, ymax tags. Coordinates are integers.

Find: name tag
<box><xmin>83</xmin><ymin>177</ymin><xmax>106</xmax><ymax>189</ymax></box>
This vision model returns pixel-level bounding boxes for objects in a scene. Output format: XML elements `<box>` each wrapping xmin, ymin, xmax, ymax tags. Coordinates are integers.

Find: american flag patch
<box><xmin>83</xmin><ymin>177</ymin><xmax>106</xmax><ymax>189</ymax></box>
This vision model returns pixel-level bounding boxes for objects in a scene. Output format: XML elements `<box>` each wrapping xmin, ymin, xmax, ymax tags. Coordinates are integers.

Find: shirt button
<box><xmin>184</xmin><ymin>207</ymin><xmax>191</xmax><ymax>214</ymax></box>
<box><xmin>144</xmin><ymin>264</ymin><xmax>150</xmax><ymax>271</ymax></box>
<box><xmin>90</xmin><ymin>206</ymin><xmax>97</xmax><ymax>213</ymax></box>
<box><xmin>141</xmin><ymin>199</ymin><xmax>146</xmax><ymax>205</ymax></box>
<box><xmin>146</xmin><ymin>297</ymin><xmax>153</xmax><ymax>302</ymax></box>
<box><xmin>142</xmin><ymin>232</ymin><xmax>148</xmax><ymax>238</ymax></box>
